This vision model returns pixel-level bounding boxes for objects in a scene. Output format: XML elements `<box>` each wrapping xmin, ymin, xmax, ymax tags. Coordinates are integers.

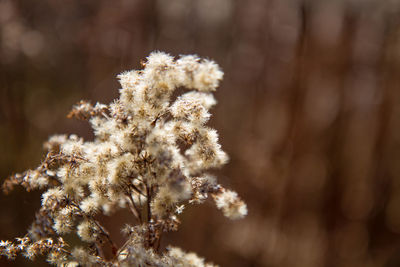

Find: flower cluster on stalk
<box><xmin>1</xmin><ymin>52</ymin><xmax>247</xmax><ymax>266</ymax></box>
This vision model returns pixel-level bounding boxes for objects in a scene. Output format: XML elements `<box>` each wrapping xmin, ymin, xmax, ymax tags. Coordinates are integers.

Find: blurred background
<box><xmin>2</xmin><ymin>0</ymin><xmax>400</xmax><ymax>266</ymax></box>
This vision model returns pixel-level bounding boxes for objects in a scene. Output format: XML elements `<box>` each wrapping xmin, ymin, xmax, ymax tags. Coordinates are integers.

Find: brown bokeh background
<box><xmin>2</xmin><ymin>0</ymin><xmax>400</xmax><ymax>266</ymax></box>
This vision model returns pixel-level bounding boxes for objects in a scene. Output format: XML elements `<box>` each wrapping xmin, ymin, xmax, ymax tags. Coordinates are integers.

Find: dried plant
<box><xmin>1</xmin><ymin>52</ymin><xmax>247</xmax><ymax>266</ymax></box>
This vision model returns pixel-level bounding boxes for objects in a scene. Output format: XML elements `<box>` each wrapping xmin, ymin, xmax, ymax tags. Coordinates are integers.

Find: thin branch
<box><xmin>146</xmin><ymin>184</ymin><xmax>152</xmax><ymax>223</ymax></box>
<box><xmin>130</xmin><ymin>183</ymin><xmax>146</xmax><ymax>197</ymax></box>
<box><xmin>91</xmin><ymin>218</ymin><xmax>118</xmax><ymax>256</ymax></box>
<box><xmin>126</xmin><ymin>193</ymin><xmax>142</xmax><ymax>224</ymax></box>
<box><xmin>155</xmin><ymin>232</ymin><xmax>162</xmax><ymax>252</ymax></box>
<box><xmin>70</xmin><ymin>202</ymin><xmax>118</xmax><ymax>255</ymax></box>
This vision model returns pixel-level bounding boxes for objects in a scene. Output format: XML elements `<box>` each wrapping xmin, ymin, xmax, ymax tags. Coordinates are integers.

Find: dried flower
<box><xmin>213</xmin><ymin>189</ymin><xmax>248</xmax><ymax>220</ymax></box>
<box><xmin>1</xmin><ymin>51</ymin><xmax>246</xmax><ymax>266</ymax></box>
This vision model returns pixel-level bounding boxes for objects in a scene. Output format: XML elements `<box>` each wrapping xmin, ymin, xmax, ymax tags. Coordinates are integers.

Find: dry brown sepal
<box><xmin>67</xmin><ymin>100</ymin><xmax>109</xmax><ymax>121</ymax></box>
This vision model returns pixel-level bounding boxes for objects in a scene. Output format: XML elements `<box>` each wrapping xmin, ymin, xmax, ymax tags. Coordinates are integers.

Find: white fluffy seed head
<box><xmin>214</xmin><ymin>189</ymin><xmax>248</xmax><ymax>220</ymax></box>
<box><xmin>80</xmin><ymin>197</ymin><xmax>99</xmax><ymax>215</ymax></box>
<box><xmin>77</xmin><ymin>220</ymin><xmax>98</xmax><ymax>243</ymax></box>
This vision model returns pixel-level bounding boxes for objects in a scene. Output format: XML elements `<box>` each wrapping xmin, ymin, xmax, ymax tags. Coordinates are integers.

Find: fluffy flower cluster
<box><xmin>1</xmin><ymin>52</ymin><xmax>247</xmax><ymax>266</ymax></box>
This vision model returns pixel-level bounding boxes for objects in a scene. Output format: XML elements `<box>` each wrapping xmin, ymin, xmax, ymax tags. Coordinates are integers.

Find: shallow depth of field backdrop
<box><xmin>2</xmin><ymin>1</ymin><xmax>400</xmax><ymax>266</ymax></box>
